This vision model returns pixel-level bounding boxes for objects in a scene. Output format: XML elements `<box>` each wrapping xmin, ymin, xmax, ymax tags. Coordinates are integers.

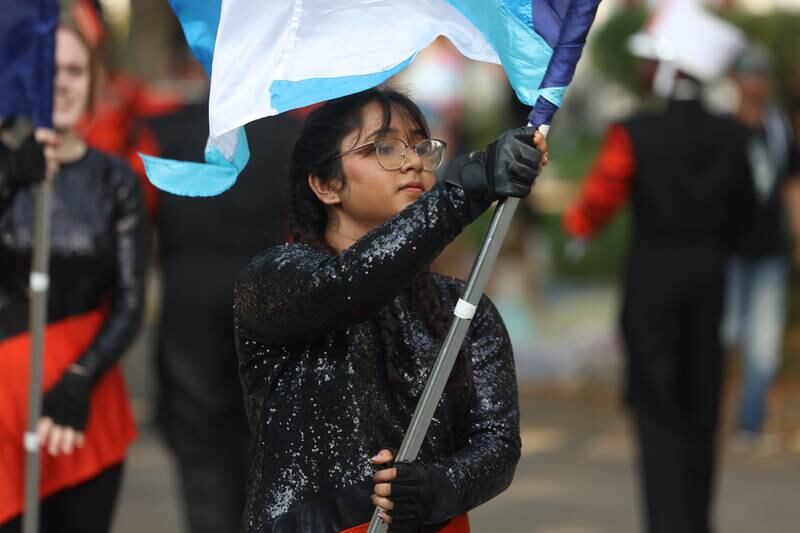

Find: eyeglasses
<box><xmin>330</xmin><ymin>137</ymin><xmax>447</xmax><ymax>171</ymax></box>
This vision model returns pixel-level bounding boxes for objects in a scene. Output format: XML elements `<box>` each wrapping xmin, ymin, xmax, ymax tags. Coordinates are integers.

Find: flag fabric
<box><xmin>0</xmin><ymin>0</ymin><xmax>59</xmax><ymax>128</ymax></box>
<box><xmin>144</xmin><ymin>0</ymin><xmax>600</xmax><ymax>197</ymax></box>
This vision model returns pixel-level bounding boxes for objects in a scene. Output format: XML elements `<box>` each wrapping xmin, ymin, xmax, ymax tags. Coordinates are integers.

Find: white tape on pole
<box><xmin>24</xmin><ymin>432</ymin><xmax>39</xmax><ymax>453</ymax></box>
<box><xmin>29</xmin><ymin>272</ymin><xmax>49</xmax><ymax>292</ymax></box>
<box><xmin>453</xmin><ymin>298</ymin><xmax>477</xmax><ymax>319</ymax></box>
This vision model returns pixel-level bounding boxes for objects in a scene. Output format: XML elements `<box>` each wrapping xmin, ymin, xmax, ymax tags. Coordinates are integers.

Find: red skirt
<box><xmin>0</xmin><ymin>310</ymin><xmax>137</xmax><ymax>524</ymax></box>
<box><xmin>340</xmin><ymin>514</ymin><xmax>470</xmax><ymax>533</ymax></box>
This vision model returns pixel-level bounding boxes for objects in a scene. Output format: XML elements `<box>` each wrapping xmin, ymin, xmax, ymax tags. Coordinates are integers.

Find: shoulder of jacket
<box><xmin>244</xmin><ymin>242</ymin><xmax>323</xmax><ymax>273</ymax></box>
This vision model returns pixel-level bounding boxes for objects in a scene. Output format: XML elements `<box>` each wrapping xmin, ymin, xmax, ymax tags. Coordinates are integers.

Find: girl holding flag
<box><xmin>0</xmin><ymin>18</ymin><xmax>146</xmax><ymax>533</ymax></box>
<box><xmin>234</xmin><ymin>87</ymin><xmax>546</xmax><ymax>532</ymax></box>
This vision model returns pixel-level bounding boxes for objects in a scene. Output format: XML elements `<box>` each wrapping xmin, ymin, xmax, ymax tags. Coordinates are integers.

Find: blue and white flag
<box><xmin>0</xmin><ymin>0</ymin><xmax>58</xmax><ymax>127</ymax></box>
<box><xmin>144</xmin><ymin>0</ymin><xmax>600</xmax><ymax>197</ymax></box>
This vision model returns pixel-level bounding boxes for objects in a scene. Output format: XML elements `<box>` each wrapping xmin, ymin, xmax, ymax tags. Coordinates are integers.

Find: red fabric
<box><xmin>289</xmin><ymin>104</ymin><xmax>323</xmax><ymax>120</ymax></box>
<box><xmin>70</xmin><ymin>0</ymin><xmax>106</xmax><ymax>49</ymax></box>
<box><xmin>77</xmin><ymin>73</ymin><xmax>184</xmax><ymax>219</ymax></box>
<box><xmin>77</xmin><ymin>76</ymin><xmax>318</xmax><ymax>221</ymax></box>
<box><xmin>340</xmin><ymin>514</ymin><xmax>470</xmax><ymax>533</ymax></box>
<box><xmin>563</xmin><ymin>123</ymin><xmax>636</xmax><ymax>239</ymax></box>
<box><xmin>0</xmin><ymin>310</ymin><xmax>137</xmax><ymax>524</ymax></box>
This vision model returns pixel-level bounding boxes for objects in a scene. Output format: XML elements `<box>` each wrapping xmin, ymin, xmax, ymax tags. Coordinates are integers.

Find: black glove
<box><xmin>444</xmin><ymin>126</ymin><xmax>542</xmax><ymax>218</ymax></box>
<box><xmin>42</xmin><ymin>366</ymin><xmax>91</xmax><ymax>430</ymax></box>
<box><xmin>5</xmin><ymin>134</ymin><xmax>46</xmax><ymax>187</ymax></box>
<box><xmin>387</xmin><ymin>462</ymin><xmax>457</xmax><ymax>533</ymax></box>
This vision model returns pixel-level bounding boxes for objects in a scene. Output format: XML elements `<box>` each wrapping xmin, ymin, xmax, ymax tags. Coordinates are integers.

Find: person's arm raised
<box><xmin>234</xmin><ymin>180</ymin><xmax>473</xmax><ymax>345</ymax></box>
<box><xmin>235</xmin><ymin>128</ymin><xmax>544</xmax><ymax>346</ymax></box>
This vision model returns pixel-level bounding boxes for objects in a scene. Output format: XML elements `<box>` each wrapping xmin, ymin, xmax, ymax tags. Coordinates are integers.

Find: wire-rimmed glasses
<box><xmin>331</xmin><ymin>137</ymin><xmax>447</xmax><ymax>171</ymax></box>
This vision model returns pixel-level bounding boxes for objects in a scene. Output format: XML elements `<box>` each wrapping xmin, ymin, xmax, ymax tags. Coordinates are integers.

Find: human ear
<box><xmin>308</xmin><ymin>174</ymin><xmax>342</xmax><ymax>206</ymax></box>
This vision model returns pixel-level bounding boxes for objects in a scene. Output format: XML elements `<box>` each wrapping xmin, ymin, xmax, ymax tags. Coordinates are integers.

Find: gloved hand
<box><xmin>385</xmin><ymin>462</ymin><xmax>435</xmax><ymax>532</ymax></box>
<box><xmin>2</xmin><ymin>134</ymin><xmax>46</xmax><ymax>188</ymax></box>
<box><xmin>42</xmin><ymin>365</ymin><xmax>91</xmax><ymax>431</ymax></box>
<box><xmin>444</xmin><ymin>126</ymin><xmax>543</xmax><ymax>218</ymax></box>
<box><xmin>372</xmin><ymin>450</ymin><xmax>460</xmax><ymax>533</ymax></box>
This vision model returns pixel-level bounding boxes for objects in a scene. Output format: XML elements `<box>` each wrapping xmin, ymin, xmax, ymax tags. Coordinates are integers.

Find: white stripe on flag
<box><xmin>209</xmin><ymin>0</ymin><xmax>499</xmax><ymax>139</ymax></box>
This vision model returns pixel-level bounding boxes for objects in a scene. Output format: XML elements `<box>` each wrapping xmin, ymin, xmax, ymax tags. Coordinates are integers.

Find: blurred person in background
<box><xmin>148</xmin><ymin>35</ymin><xmax>305</xmax><ymax>533</ymax></box>
<box><xmin>723</xmin><ymin>43</ymin><xmax>800</xmax><ymax>451</ymax></box>
<box><xmin>71</xmin><ymin>0</ymin><xmax>181</xmax><ymax>218</ymax></box>
<box><xmin>0</xmin><ymin>18</ymin><xmax>147</xmax><ymax>533</ymax></box>
<box><xmin>562</xmin><ymin>2</ymin><xmax>754</xmax><ymax>532</ymax></box>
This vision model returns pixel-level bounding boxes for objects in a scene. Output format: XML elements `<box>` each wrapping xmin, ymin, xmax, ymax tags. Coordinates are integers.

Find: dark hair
<box><xmin>288</xmin><ymin>87</ymin><xmax>431</xmax><ymax>246</ymax></box>
<box><xmin>287</xmin><ymin>87</ymin><xmax>473</xmax><ymax>397</ymax></box>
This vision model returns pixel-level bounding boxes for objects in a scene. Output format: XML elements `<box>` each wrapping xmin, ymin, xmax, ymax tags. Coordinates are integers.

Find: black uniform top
<box><xmin>149</xmin><ymin>104</ymin><xmax>303</xmax><ymax>437</ymax></box>
<box><xmin>0</xmin><ymin>147</ymin><xmax>147</xmax><ymax>382</ymax></box>
<box><xmin>624</xmin><ymin>98</ymin><xmax>754</xmax><ymax>252</ymax></box>
<box><xmin>735</xmin><ymin>104</ymin><xmax>800</xmax><ymax>258</ymax></box>
<box><xmin>233</xmin><ymin>182</ymin><xmax>521</xmax><ymax>532</ymax></box>
<box><xmin>150</xmin><ymin>105</ymin><xmax>303</xmax><ymax>314</ymax></box>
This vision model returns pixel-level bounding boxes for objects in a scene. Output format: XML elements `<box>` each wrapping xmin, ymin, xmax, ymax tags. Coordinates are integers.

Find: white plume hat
<box><xmin>628</xmin><ymin>0</ymin><xmax>746</xmax><ymax>82</ymax></box>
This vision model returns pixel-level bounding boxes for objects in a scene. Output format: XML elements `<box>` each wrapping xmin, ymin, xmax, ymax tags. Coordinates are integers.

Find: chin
<box><xmin>52</xmin><ymin>113</ymin><xmax>78</xmax><ymax>131</ymax></box>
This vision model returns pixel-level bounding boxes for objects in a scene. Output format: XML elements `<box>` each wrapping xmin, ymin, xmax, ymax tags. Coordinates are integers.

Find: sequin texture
<box><xmin>0</xmin><ymin>148</ymin><xmax>147</xmax><ymax>381</ymax></box>
<box><xmin>234</xmin><ymin>182</ymin><xmax>521</xmax><ymax>532</ymax></box>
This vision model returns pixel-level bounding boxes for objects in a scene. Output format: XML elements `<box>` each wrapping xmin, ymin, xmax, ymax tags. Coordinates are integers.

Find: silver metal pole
<box><xmin>367</xmin><ymin>124</ymin><xmax>549</xmax><ymax>532</ymax></box>
<box><xmin>366</xmin><ymin>196</ymin><xmax>521</xmax><ymax>533</ymax></box>
<box><xmin>23</xmin><ymin>172</ymin><xmax>54</xmax><ymax>533</ymax></box>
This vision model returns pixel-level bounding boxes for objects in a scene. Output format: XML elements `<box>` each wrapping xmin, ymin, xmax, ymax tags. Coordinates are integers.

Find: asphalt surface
<box><xmin>112</xmin><ymin>385</ymin><xmax>800</xmax><ymax>533</ymax></box>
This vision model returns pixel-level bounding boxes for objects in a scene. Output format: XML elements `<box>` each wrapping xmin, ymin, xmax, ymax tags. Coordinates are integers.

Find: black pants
<box><xmin>0</xmin><ymin>463</ymin><xmax>124</xmax><ymax>533</ymax></box>
<box><xmin>621</xmin><ymin>248</ymin><xmax>726</xmax><ymax>533</ymax></box>
<box><xmin>156</xmin><ymin>321</ymin><xmax>251</xmax><ymax>533</ymax></box>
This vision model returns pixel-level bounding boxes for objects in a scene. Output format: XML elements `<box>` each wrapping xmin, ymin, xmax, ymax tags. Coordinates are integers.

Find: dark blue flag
<box><xmin>0</xmin><ymin>0</ymin><xmax>58</xmax><ymax>127</ymax></box>
<box><xmin>529</xmin><ymin>0</ymin><xmax>602</xmax><ymax>127</ymax></box>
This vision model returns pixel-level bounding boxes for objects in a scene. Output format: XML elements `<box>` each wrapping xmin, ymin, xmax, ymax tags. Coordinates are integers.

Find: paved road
<box><xmin>113</xmin><ymin>386</ymin><xmax>800</xmax><ymax>533</ymax></box>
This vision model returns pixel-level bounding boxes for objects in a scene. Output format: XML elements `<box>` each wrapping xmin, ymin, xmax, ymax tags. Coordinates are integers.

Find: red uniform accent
<box><xmin>0</xmin><ymin>310</ymin><xmax>137</xmax><ymax>524</ymax></box>
<box><xmin>76</xmin><ymin>73</ymin><xmax>184</xmax><ymax>219</ymax></box>
<box><xmin>340</xmin><ymin>514</ymin><xmax>470</xmax><ymax>533</ymax></box>
<box><xmin>563</xmin><ymin>124</ymin><xmax>636</xmax><ymax>238</ymax></box>
<box><xmin>70</xmin><ymin>0</ymin><xmax>106</xmax><ymax>49</ymax></box>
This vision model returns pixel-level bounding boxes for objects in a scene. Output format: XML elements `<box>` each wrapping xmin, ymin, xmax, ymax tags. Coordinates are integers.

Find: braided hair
<box><xmin>287</xmin><ymin>87</ymin><xmax>473</xmax><ymax>397</ymax></box>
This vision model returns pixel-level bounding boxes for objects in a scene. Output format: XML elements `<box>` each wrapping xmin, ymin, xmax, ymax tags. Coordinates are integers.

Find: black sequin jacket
<box><xmin>234</xmin><ymin>181</ymin><xmax>521</xmax><ymax>533</ymax></box>
<box><xmin>0</xmin><ymin>147</ymin><xmax>147</xmax><ymax>384</ymax></box>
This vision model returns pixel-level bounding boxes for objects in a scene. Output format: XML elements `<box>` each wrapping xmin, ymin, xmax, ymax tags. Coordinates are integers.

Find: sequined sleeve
<box><xmin>0</xmin><ymin>136</ymin><xmax>43</xmax><ymax>208</ymax></box>
<box><xmin>75</xmin><ymin>159</ymin><xmax>148</xmax><ymax>384</ymax></box>
<box><xmin>0</xmin><ymin>144</ymin><xmax>16</xmax><ymax>207</ymax></box>
<box><xmin>437</xmin><ymin>295</ymin><xmax>521</xmax><ymax>512</ymax></box>
<box><xmin>234</xmin><ymin>181</ymin><xmax>474</xmax><ymax>345</ymax></box>
<box><xmin>0</xmin><ymin>145</ymin><xmax>17</xmax><ymax>325</ymax></box>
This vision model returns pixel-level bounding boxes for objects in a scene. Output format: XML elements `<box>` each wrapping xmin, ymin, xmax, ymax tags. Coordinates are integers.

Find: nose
<box><xmin>54</xmin><ymin>66</ymin><xmax>69</xmax><ymax>95</ymax></box>
<box><xmin>400</xmin><ymin>145</ymin><xmax>424</xmax><ymax>173</ymax></box>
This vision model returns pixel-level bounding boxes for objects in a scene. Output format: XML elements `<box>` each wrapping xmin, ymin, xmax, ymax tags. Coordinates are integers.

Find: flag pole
<box><xmin>366</xmin><ymin>126</ymin><xmax>548</xmax><ymax>533</ymax></box>
<box><xmin>23</xmin><ymin>167</ymin><xmax>55</xmax><ymax>533</ymax></box>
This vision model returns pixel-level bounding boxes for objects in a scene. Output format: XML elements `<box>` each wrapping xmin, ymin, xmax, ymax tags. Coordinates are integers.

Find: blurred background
<box><xmin>32</xmin><ymin>0</ymin><xmax>800</xmax><ymax>531</ymax></box>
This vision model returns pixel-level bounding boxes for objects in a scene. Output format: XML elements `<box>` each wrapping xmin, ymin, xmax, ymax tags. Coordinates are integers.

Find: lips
<box><xmin>400</xmin><ymin>182</ymin><xmax>425</xmax><ymax>193</ymax></box>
